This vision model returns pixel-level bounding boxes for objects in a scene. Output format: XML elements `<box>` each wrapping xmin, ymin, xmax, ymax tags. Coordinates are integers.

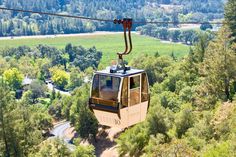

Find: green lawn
<box><xmin>0</xmin><ymin>34</ymin><xmax>189</xmax><ymax>66</ymax></box>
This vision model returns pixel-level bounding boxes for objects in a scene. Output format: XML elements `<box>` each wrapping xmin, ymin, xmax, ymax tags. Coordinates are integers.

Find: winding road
<box><xmin>50</xmin><ymin>121</ymin><xmax>76</xmax><ymax>150</ymax></box>
<box><xmin>47</xmin><ymin>82</ymin><xmax>71</xmax><ymax>96</ymax></box>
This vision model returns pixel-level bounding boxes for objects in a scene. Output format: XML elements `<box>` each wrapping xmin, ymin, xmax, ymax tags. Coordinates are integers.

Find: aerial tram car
<box><xmin>89</xmin><ymin>19</ymin><xmax>150</xmax><ymax>128</ymax></box>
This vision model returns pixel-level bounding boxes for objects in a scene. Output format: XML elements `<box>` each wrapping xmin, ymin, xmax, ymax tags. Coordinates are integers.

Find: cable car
<box><xmin>89</xmin><ymin>19</ymin><xmax>150</xmax><ymax>128</ymax></box>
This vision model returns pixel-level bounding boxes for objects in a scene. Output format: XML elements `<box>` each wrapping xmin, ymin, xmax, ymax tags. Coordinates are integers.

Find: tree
<box><xmin>65</xmin><ymin>43</ymin><xmax>75</xmax><ymax>62</ymax></box>
<box><xmin>197</xmin><ymin>26</ymin><xmax>236</xmax><ymax>107</ymax></box>
<box><xmin>184</xmin><ymin>111</ymin><xmax>214</xmax><ymax>151</ymax></box>
<box><xmin>0</xmin><ymin>81</ymin><xmax>46</xmax><ymax>156</ymax></box>
<box><xmin>180</xmin><ymin>30</ymin><xmax>198</xmax><ymax>45</ymax></box>
<box><xmin>50</xmin><ymin>87</ymin><xmax>56</xmax><ymax>101</ymax></box>
<box><xmin>27</xmin><ymin>80</ymin><xmax>47</xmax><ymax>103</ymax></box>
<box><xmin>116</xmin><ymin>124</ymin><xmax>149</xmax><ymax>157</ymax></box>
<box><xmin>172</xmin><ymin>10</ymin><xmax>179</xmax><ymax>27</ymax></box>
<box><xmin>71</xmin><ymin>46</ymin><xmax>102</xmax><ymax>71</ymax></box>
<box><xmin>3</xmin><ymin>68</ymin><xmax>24</xmax><ymax>90</ymax></box>
<box><xmin>159</xmin><ymin>28</ymin><xmax>169</xmax><ymax>40</ymax></box>
<box><xmin>200</xmin><ymin>22</ymin><xmax>213</xmax><ymax>31</ymax></box>
<box><xmin>69</xmin><ymin>85</ymin><xmax>98</xmax><ymax>139</ymax></box>
<box><xmin>0</xmin><ymin>81</ymin><xmax>14</xmax><ymax>157</ymax></box>
<box><xmin>170</xmin><ymin>30</ymin><xmax>181</xmax><ymax>42</ymax></box>
<box><xmin>225</xmin><ymin>0</ymin><xmax>236</xmax><ymax>41</ymax></box>
<box><xmin>69</xmin><ymin>68</ymin><xmax>83</xmax><ymax>90</ymax></box>
<box><xmin>76</xmin><ymin>107</ymin><xmax>98</xmax><ymax>139</ymax></box>
<box><xmin>193</xmin><ymin>33</ymin><xmax>210</xmax><ymax>63</ymax></box>
<box><xmin>175</xmin><ymin>104</ymin><xmax>195</xmax><ymax>138</ymax></box>
<box><xmin>131</xmin><ymin>55</ymin><xmax>173</xmax><ymax>86</ymax></box>
<box><xmin>0</xmin><ymin>57</ymin><xmax>10</xmax><ymax>75</ymax></box>
<box><xmin>145</xmin><ymin>139</ymin><xmax>197</xmax><ymax>157</ymax></box>
<box><xmin>202</xmin><ymin>142</ymin><xmax>231</xmax><ymax>157</ymax></box>
<box><xmin>147</xmin><ymin>103</ymin><xmax>173</xmax><ymax>136</ymax></box>
<box><xmin>33</xmin><ymin>138</ymin><xmax>71</xmax><ymax>157</ymax></box>
<box><xmin>73</xmin><ymin>145</ymin><xmax>95</xmax><ymax>157</ymax></box>
<box><xmin>50</xmin><ymin>68</ymin><xmax>69</xmax><ymax>90</ymax></box>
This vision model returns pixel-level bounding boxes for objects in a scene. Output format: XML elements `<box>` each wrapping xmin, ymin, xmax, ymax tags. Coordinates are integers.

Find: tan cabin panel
<box><xmin>92</xmin><ymin>101</ymin><xmax>148</xmax><ymax>128</ymax></box>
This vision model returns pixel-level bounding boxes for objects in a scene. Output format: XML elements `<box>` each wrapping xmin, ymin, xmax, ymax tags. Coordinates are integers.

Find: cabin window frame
<box><xmin>141</xmin><ymin>72</ymin><xmax>149</xmax><ymax>102</ymax></box>
<box><xmin>120</xmin><ymin>77</ymin><xmax>128</xmax><ymax>108</ymax></box>
<box><xmin>128</xmin><ymin>74</ymin><xmax>141</xmax><ymax>106</ymax></box>
<box><xmin>91</xmin><ymin>74</ymin><xmax>121</xmax><ymax>102</ymax></box>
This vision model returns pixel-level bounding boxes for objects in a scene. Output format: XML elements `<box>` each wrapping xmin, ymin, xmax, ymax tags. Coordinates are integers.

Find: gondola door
<box><xmin>127</xmin><ymin>74</ymin><xmax>142</xmax><ymax>126</ymax></box>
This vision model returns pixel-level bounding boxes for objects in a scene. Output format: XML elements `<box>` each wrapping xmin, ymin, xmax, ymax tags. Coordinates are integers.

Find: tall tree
<box><xmin>225</xmin><ymin>0</ymin><xmax>236</xmax><ymax>42</ymax></box>
<box><xmin>0</xmin><ymin>81</ymin><xmax>13</xmax><ymax>157</ymax></box>
<box><xmin>197</xmin><ymin>26</ymin><xmax>236</xmax><ymax>107</ymax></box>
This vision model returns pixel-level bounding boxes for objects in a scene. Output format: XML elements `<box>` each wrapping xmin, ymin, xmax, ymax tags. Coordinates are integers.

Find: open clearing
<box><xmin>0</xmin><ymin>32</ymin><xmax>189</xmax><ymax>65</ymax></box>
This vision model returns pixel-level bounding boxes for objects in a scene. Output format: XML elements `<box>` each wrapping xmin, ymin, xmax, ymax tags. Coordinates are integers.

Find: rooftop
<box><xmin>22</xmin><ymin>77</ymin><xmax>33</xmax><ymax>86</ymax></box>
<box><xmin>95</xmin><ymin>66</ymin><xmax>145</xmax><ymax>77</ymax></box>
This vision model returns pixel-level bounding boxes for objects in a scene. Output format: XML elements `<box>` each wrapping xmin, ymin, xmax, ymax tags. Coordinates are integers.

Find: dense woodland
<box><xmin>0</xmin><ymin>0</ymin><xmax>225</xmax><ymax>36</ymax></box>
<box><xmin>1</xmin><ymin>0</ymin><xmax>236</xmax><ymax>157</ymax></box>
<box><xmin>135</xmin><ymin>23</ymin><xmax>216</xmax><ymax>45</ymax></box>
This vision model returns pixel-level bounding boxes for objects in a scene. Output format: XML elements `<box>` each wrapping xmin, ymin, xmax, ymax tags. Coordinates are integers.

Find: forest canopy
<box><xmin>0</xmin><ymin>0</ymin><xmax>225</xmax><ymax>36</ymax></box>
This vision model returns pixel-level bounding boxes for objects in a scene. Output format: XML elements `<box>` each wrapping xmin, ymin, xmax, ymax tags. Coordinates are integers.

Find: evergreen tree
<box><xmin>0</xmin><ymin>81</ymin><xmax>13</xmax><ymax>157</ymax></box>
<box><xmin>197</xmin><ymin>26</ymin><xmax>236</xmax><ymax>107</ymax></box>
<box><xmin>225</xmin><ymin>0</ymin><xmax>236</xmax><ymax>41</ymax></box>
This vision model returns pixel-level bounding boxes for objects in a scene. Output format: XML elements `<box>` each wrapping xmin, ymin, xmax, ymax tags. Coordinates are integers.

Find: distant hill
<box><xmin>0</xmin><ymin>0</ymin><xmax>225</xmax><ymax>36</ymax></box>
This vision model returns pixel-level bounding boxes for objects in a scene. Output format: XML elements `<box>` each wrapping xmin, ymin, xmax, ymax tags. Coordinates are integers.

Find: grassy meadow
<box><xmin>0</xmin><ymin>33</ymin><xmax>190</xmax><ymax>65</ymax></box>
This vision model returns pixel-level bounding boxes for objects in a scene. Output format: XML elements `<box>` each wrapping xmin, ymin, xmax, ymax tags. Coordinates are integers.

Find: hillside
<box><xmin>0</xmin><ymin>0</ymin><xmax>225</xmax><ymax>36</ymax></box>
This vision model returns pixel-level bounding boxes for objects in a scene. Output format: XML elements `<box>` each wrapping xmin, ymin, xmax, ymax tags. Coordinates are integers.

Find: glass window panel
<box><xmin>130</xmin><ymin>75</ymin><xmax>140</xmax><ymax>106</ymax></box>
<box><xmin>130</xmin><ymin>75</ymin><xmax>140</xmax><ymax>89</ymax></box>
<box><xmin>92</xmin><ymin>74</ymin><xmax>99</xmax><ymax>98</ymax></box>
<box><xmin>92</xmin><ymin>74</ymin><xmax>120</xmax><ymax>101</ymax></box>
<box><xmin>121</xmin><ymin>77</ymin><xmax>128</xmax><ymax>107</ymax></box>
<box><xmin>141</xmin><ymin>73</ymin><xmax>149</xmax><ymax>102</ymax></box>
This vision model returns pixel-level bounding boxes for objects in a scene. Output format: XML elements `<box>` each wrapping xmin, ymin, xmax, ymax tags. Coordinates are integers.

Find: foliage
<box><xmin>26</xmin><ymin>80</ymin><xmax>47</xmax><ymax>103</ymax></box>
<box><xmin>147</xmin><ymin>103</ymin><xmax>173</xmax><ymax>136</ymax></box>
<box><xmin>202</xmin><ymin>141</ymin><xmax>231</xmax><ymax>157</ymax></box>
<box><xmin>65</xmin><ymin>44</ymin><xmax>102</xmax><ymax>71</ymax></box>
<box><xmin>0</xmin><ymin>0</ymin><xmax>224</xmax><ymax>36</ymax></box>
<box><xmin>0</xmin><ymin>2</ymin><xmax>235</xmax><ymax>156</ymax></box>
<box><xmin>68</xmin><ymin>68</ymin><xmax>83</xmax><ymax>90</ymax></box>
<box><xmin>131</xmin><ymin>55</ymin><xmax>173</xmax><ymax>86</ymax></box>
<box><xmin>175</xmin><ymin>104</ymin><xmax>195</xmax><ymax>138</ymax></box>
<box><xmin>50</xmin><ymin>67</ymin><xmax>69</xmax><ymax>90</ymax></box>
<box><xmin>200</xmin><ymin>22</ymin><xmax>213</xmax><ymax>31</ymax></box>
<box><xmin>144</xmin><ymin>139</ymin><xmax>197</xmax><ymax>157</ymax></box>
<box><xmin>3</xmin><ymin>68</ymin><xmax>24</xmax><ymax>90</ymax></box>
<box><xmin>225</xmin><ymin>0</ymin><xmax>236</xmax><ymax>41</ymax></box>
<box><xmin>71</xmin><ymin>85</ymin><xmax>99</xmax><ymax>139</ymax></box>
<box><xmin>32</xmin><ymin>138</ymin><xmax>71</xmax><ymax>157</ymax></box>
<box><xmin>116</xmin><ymin>123</ymin><xmax>149</xmax><ymax>157</ymax></box>
<box><xmin>118</xmin><ymin>25</ymin><xmax>236</xmax><ymax>157</ymax></box>
<box><xmin>76</xmin><ymin>106</ymin><xmax>98</xmax><ymax>139</ymax></box>
<box><xmin>184</xmin><ymin>111</ymin><xmax>214</xmax><ymax>150</ymax></box>
<box><xmin>196</xmin><ymin>26</ymin><xmax>236</xmax><ymax>108</ymax></box>
<box><xmin>72</xmin><ymin>145</ymin><xmax>96</xmax><ymax>157</ymax></box>
<box><xmin>0</xmin><ymin>81</ymin><xmax>52</xmax><ymax>156</ymax></box>
<box><xmin>137</xmin><ymin>24</ymin><xmax>201</xmax><ymax>45</ymax></box>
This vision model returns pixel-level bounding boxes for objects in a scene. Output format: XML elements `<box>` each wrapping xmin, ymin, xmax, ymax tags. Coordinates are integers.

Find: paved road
<box><xmin>47</xmin><ymin>83</ymin><xmax>71</xmax><ymax>96</ymax></box>
<box><xmin>50</xmin><ymin>121</ymin><xmax>76</xmax><ymax>150</ymax></box>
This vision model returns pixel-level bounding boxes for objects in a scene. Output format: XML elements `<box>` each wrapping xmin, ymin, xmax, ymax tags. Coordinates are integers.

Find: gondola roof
<box><xmin>95</xmin><ymin>67</ymin><xmax>145</xmax><ymax>77</ymax></box>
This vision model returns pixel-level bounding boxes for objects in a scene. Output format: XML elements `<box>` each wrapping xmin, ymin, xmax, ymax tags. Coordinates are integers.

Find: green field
<box><xmin>0</xmin><ymin>34</ymin><xmax>189</xmax><ymax>65</ymax></box>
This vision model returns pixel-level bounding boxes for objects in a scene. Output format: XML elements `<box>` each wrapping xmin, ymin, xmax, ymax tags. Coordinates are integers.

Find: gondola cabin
<box><xmin>89</xmin><ymin>67</ymin><xmax>150</xmax><ymax>128</ymax></box>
